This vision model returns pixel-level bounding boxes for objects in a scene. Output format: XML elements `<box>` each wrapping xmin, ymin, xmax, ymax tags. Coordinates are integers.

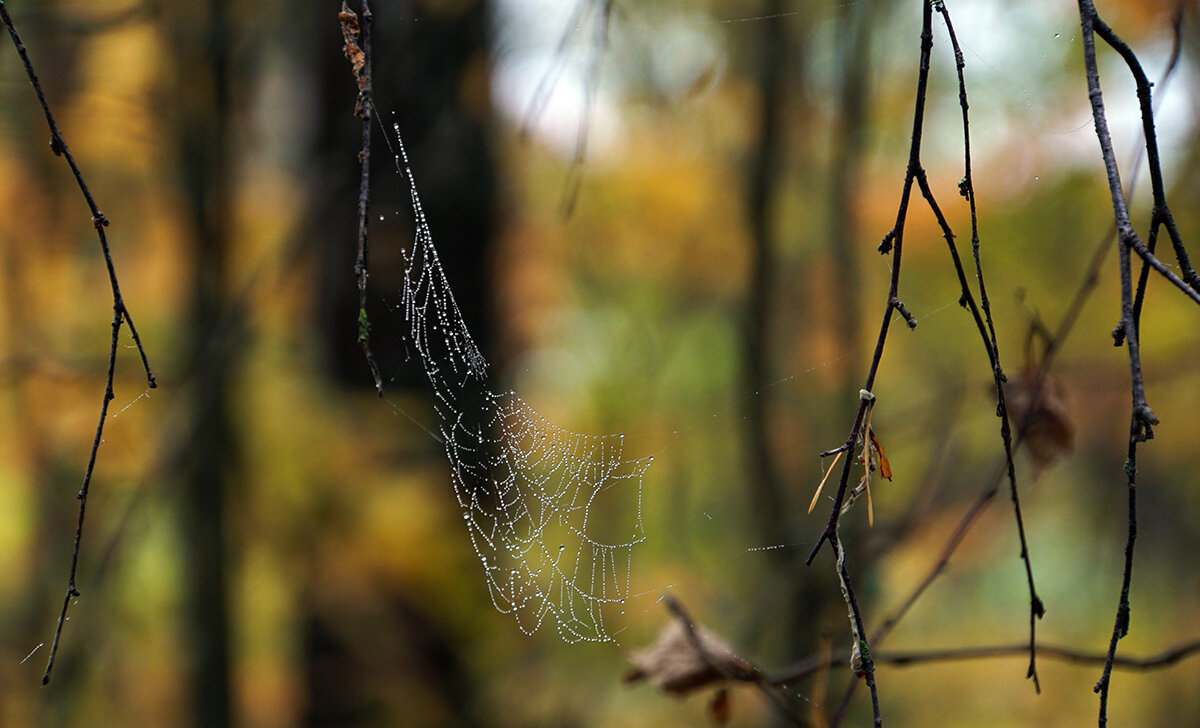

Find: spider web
<box><xmin>389</xmin><ymin>122</ymin><xmax>650</xmax><ymax>643</ymax></box>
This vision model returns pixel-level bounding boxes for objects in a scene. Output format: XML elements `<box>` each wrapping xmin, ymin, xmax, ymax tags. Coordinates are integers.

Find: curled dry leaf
<box><xmin>1005</xmin><ymin>366</ymin><xmax>1074</xmax><ymax>471</ymax></box>
<box><xmin>624</xmin><ymin>615</ymin><xmax>757</xmax><ymax>696</ymax></box>
<box><xmin>868</xmin><ymin>429</ymin><xmax>892</xmax><ymax>481</ymax></box>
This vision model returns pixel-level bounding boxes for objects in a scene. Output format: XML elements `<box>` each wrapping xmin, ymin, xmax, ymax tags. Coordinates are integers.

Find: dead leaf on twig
<box><xmin>868</xmin><ymin>429</ymin><xmax>892</xmax><ymax>481</ymax></box>
<box><xmin>1005</xmin><ymin>366</ymin><xmax>1074</xmax><ymax>471</ymax></box>
<box><xmin>624</xmin><ymin>612</ymin><xmax>756</xmax><ymax>696</ymax></box>
<box><xmin>809</xmin><ymin>449</ymin><xmax>845</xmax><ymax>514</ymax></box>
<box><xmin>813</xmin><ymin>397</ymin><xmax>894</xmax><ymax>528</ymax></box>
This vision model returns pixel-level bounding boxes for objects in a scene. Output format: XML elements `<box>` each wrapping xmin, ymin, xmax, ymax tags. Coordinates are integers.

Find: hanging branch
<box><xmin>340</xmin><ymin>0</ymin><xmax>383</xmax><ymax>394</ymax></box>
<box><xmin>804</xmin><ymin>4</ymin><xmax>940</xmax><ymax>725</ymax></box>
<box><xmin>861</xmin><ymin>0</ymin><xmax>1185</xmax><ymax>691</ymax></box>
<box><xmin>807</xmin><ymin>0</ymin><xmax>1039</xmax><ymax>719</ymax></box>
<box><xmin>1</xmin><ymin>2</ymin><xmax>157</xmax><ymax>685</ymax></box>
<box><xmin>1074</xmin><ymin>2</ymin><xmax>1198</xmax><ymax>724</ymax></box>
<box><xmin>808</xmin><ymin>1</ymin><xmax>1054</xmax><ymax>718</ymax></box>
<box><xmin>807</xmin><ymin>1</ymin><xmax>933</xmax><ymax>718</ymax></box>
<box><xmin>922</xmin><ymin>2</ymin><xmax>1045</xmax><ymax>692</ymax></box>
<box><xmin>1125</xmin><ymin>6</ymin><xmax>1186</xmax><ymax>334</ymax></box>
<box><xmin>631</xmin><ymin>2</ymin><xmax>1190</xmax><ymax>724</ymax></box>
<box><xmin>804</xmin><ymin>1</ymin><xmax>927</xmax><ymax>567</ymax></box>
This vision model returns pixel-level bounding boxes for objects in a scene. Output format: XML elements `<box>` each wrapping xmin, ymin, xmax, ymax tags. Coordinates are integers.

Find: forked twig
<box><xmin>806</xmin><ymin>6</ymin><xmax>940</xmax><ymax>724</ymax></box>
<box><xmin>1075</xmin><ymin>2</ymin><xmax>1198</xmax><ymax>724</ymax></box>
<box><xmin>854</xmin><ymin>0</ymin><xmax>1187</xmax><ymax>700</ymax></box>
<box><xmin>1</xmin><ymin>2</ymin><xmax>156</xmax><ymax>685</ymax></box>
<box><xmin>810</xmin><ymin>0</ymin><xmax>1045</xmax><ymax>721</ymax></box>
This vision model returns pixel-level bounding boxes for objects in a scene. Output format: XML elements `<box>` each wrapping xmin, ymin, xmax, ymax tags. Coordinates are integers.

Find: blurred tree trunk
<box><xmin>829</xmin><ymin>3</ymin><xmax>870</xmax><ymax>404</ymax></box>
<box><xmin>742</xmin><ymin>4</ymin><xmax>873</xmax><ymax>716</ymax></box>
<box><xmin>741</xmin><ymin>5</ymin><xmax>834</xmax><ymax>680</ymax></box>
<box><xmin>169</xmin><ymin>2</ymin><xmax>238</xmax><ymax>726</ymax></box>
<box><xmin>743</xmin><ymin>0</ymin><xmax>789</xmax><ymax>553</ymax></box>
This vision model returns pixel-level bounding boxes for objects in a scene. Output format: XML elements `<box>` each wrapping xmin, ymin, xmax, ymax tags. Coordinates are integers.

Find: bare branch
<box><xmin>340</xmin><ymin>1</ymin><xmax>384</xmax><ymax>394</ymax></box>
<box><xmin>1073</xmin><ymin>3</ymin><xmax>1195</xmax><ymax>723</ymax></box>
<box><xmin>774</xmin><ymin>637</ymin><xmax>1200</xmax><ymax>683</ymax></box>
<box><xmin>2</xmin><ymin>2</ymin><xmax>157</xmax><ymax>686</ymax></box>
<box><xmin>926</xmin><ymin>3</ymin><xmax>1045</xmax><ymax>691</ymax></box>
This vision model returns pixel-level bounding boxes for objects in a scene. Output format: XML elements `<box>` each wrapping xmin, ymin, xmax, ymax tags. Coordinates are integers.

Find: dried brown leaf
<box><xmin>810</xmin><ymin>450</ymin><xmax>845</xmax><ymax>514</ymax></box>
<box><xmin>1005</xmin><ymin>367</ymin><xmax>1074</xmax><ymax>471</ymax></box>
<box><xmin>869</xmin><ymin>428</ymin><xmax>892</xmax><ymax>480</ymax></box>
<box><xmin>624</xmin><ymin>616</ymin><xmax>756</xmax><ymax>696</ymax></box>
<box><xmin>865</xmin><ymin>476</ymin><xmax>874</xmax><ymax>528</ymax></box>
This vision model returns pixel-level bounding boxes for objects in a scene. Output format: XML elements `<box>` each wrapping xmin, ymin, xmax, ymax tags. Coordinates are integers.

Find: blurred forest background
<box><xmin>2</xmin><ymin>0</ymin><xmax>1199</xmax><ymax>726</ymax></box>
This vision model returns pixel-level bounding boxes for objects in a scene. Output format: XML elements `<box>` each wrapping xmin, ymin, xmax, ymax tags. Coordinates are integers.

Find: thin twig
<box><xmin>1</xmin><ymin>2</ymin><xmax>156</xmax><ymax>685</ymax></box>
<box><xmin>809</xmin><ymin>5</ymin><xmax>943</xmax><ymax>725</ymax></box>
<box><xmin>341</xmin><ymin>0</ymin><xmax>383</xmax><ymax>394</ymax></box>
<box><xmin>520</xmin><ymin>0</ymin><xmax>614</xmax><ymax>217</ymax></box>
<box><xmin>1079</xmin><ymin>0</ymin><xmax>1200</xmax><ymax>429</ymax></box>
<box><xmin>1124</xmin><ymin>5</ymin><xmax>1190</xmax><ymax>335</ymax></box>
<box><xmin>1093</xmin><ymin>438</ymin><xmax>1138</xmax><ymax>728</ymax></box>
<box><xmin>1075</xmin><ymin>3</ymin><xmax>1197</xmax><ymax>724</ymax></box>
<box><xmin>914</xmin><ymin>175</ymin><xmax>1046</xmax><ymax>679</ymax></box>
<box><xmin>1091</xmin><ymin>8</ymin><xmax>1200</xmax><ymax>311</ymax></box>
<box><xmin>807</xmin><ymin>0</ymin><xmax>936</xmax><ymax>568</ymax></box>
<box><xmin>830</xmin><ymin>534</ymin><xmax>880</xmax><ymax>727</ymax></box>
<box><xmin>926</xmin><ymin>3</ymin><xmax>1045</xmax><ymax>691</ymax></box>
<box><xmin>772</xmin><ymin>637</ymin><xmax>1200</xmax><ymax>683</ymax></box>
<box><xmin>818</xmin><ymin>6</ymin><xmax>1189</xmax><ymax>715</ymax></box>
<box><xmin>817</xmin><ymin>1</ymin><xmax>1051</xmax><ymax>716</ymax></box>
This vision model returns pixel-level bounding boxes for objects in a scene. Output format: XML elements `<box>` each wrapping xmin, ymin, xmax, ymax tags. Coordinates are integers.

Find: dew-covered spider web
<box><xmin>385</xmin><ymin>122</ymin><xmax>651</xmax><ymax>643</ymax></box>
